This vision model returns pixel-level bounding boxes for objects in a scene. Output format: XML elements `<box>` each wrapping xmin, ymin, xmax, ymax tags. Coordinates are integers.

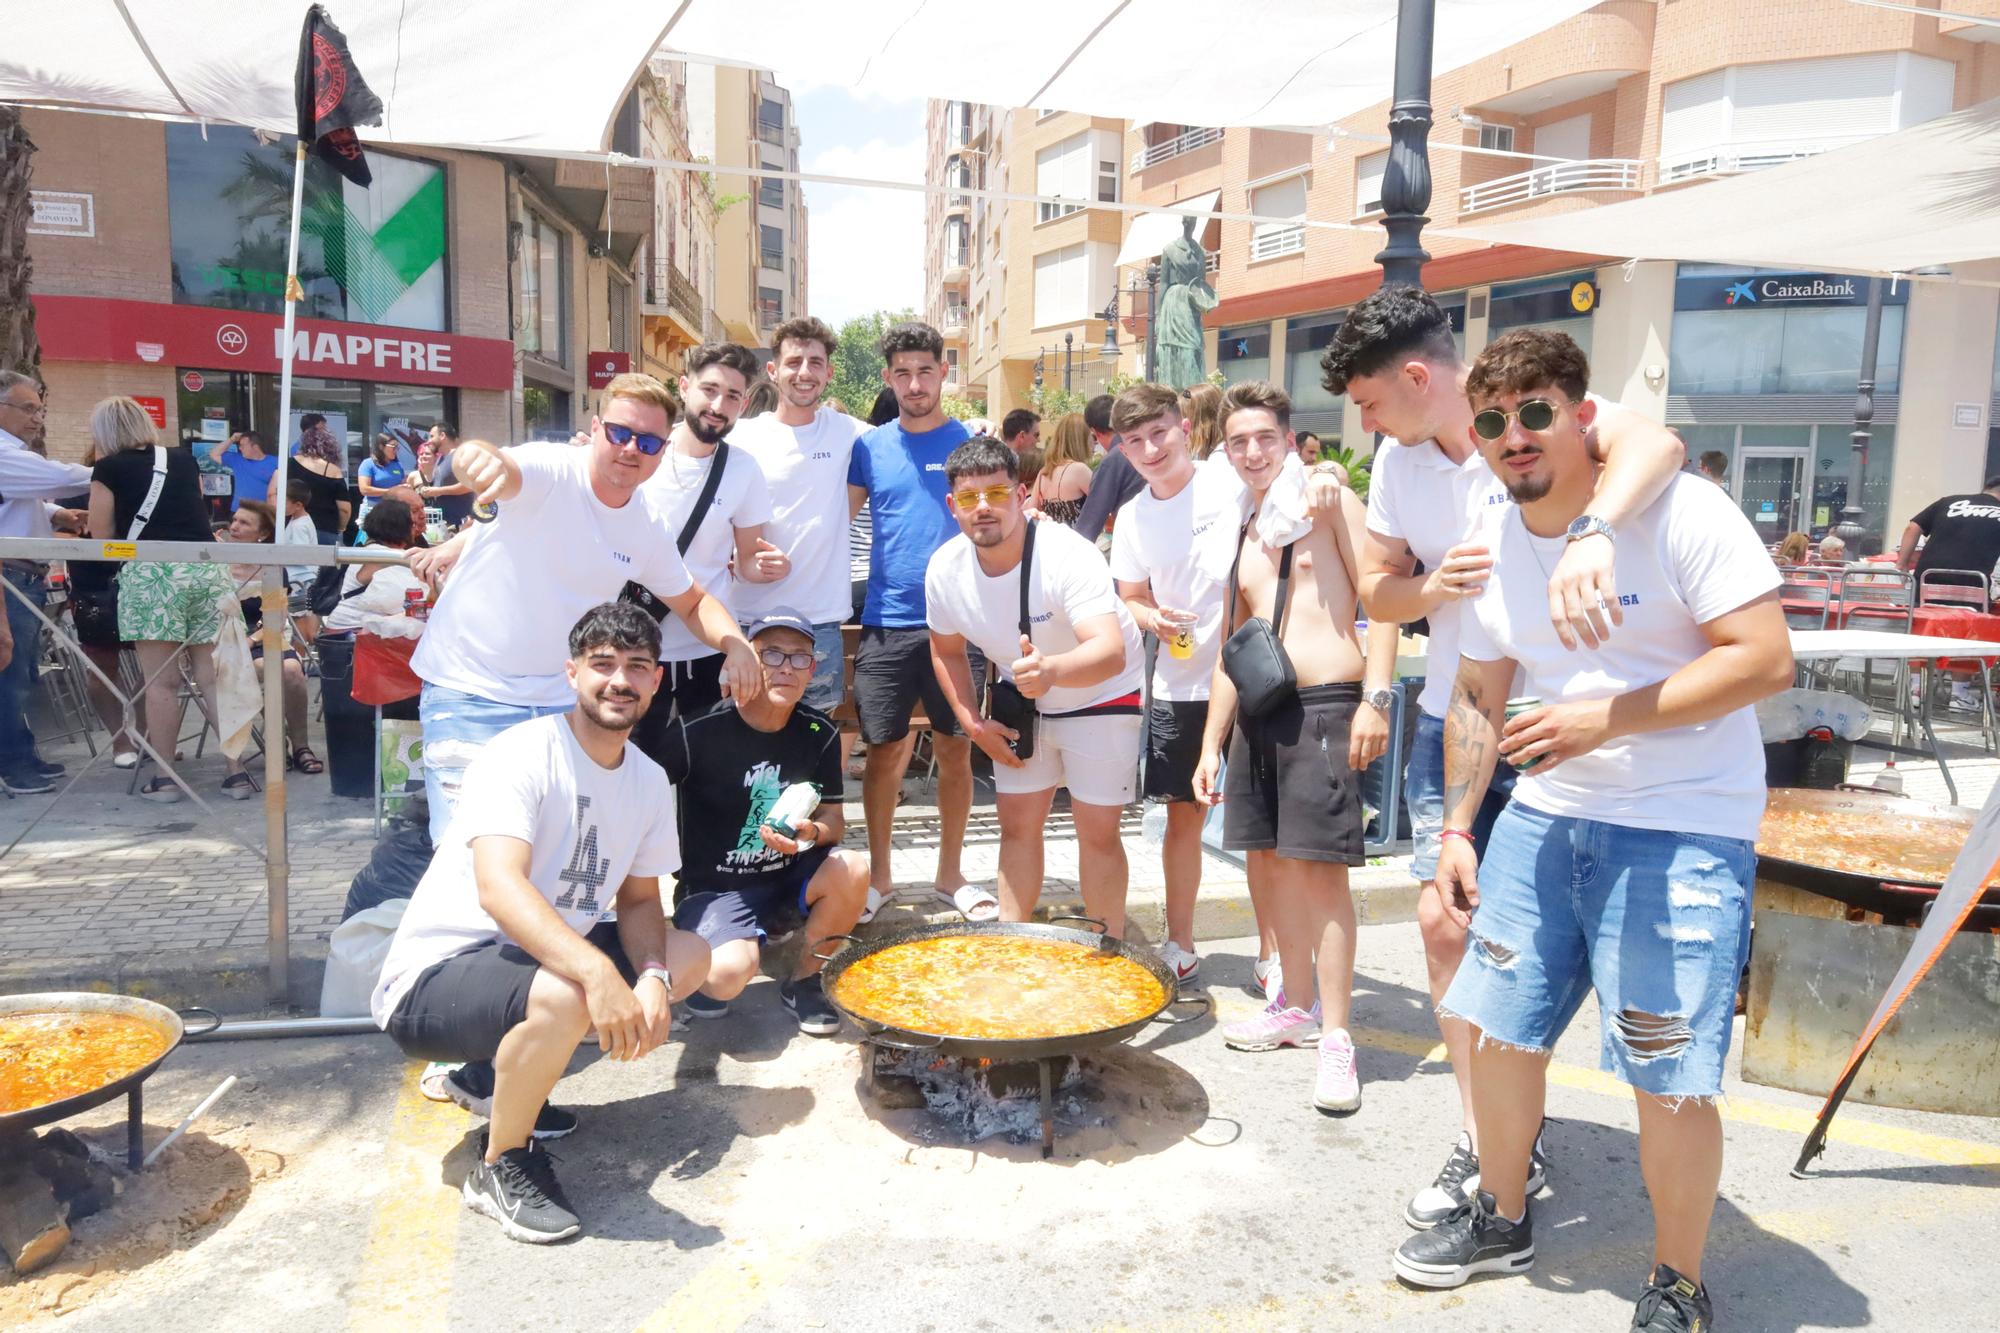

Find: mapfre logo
<box><xmin>215</xmin><ymin>324</ymin><xmax>249</xmax><ymax>357</ymax></box>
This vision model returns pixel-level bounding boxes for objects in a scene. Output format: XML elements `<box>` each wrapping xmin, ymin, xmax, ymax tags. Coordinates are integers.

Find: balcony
<box><xmin>1460</xmin><ymin>158</ymin><xmax>1644</xmax><ymax>214</ymax></box>
<box><xmin>943</xmin><ymin>248</ymin><xmax>970</xmax><ymax>282</ymax></box>
<box><xmin>644</xmin><ymin>261</ymin><xmax>704</xmax><ymax>336</ymax></box>
<box><xmin>1131</xmin><ymin>126</ymin><xmax>1224</xmax><ymax>173</ymax></box>
<box><xmin>1249</xmin><ymin>222</ymin><xmax>1305</xmax><ymax>262</ymax></box>
<box><xmin>1659</xmin><ymin>142</ymin><xmax>1842</xmax><ymax>186</ymax></box>
<box><xmin>943</xmin><ymin>305</ymin><xmax>968</xmax><ymax>336</ymax></box>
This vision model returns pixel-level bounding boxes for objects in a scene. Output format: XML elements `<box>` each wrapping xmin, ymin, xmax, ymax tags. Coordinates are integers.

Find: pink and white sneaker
<box><xmin>1313</xmin><ymin>1028</ymin><xmax>1362</xmax><ymax>1113</ymax></box>
<box><xmin>1223</xmin><ymin>996</ymin><xmax>1321</xmax><ymax>1051</ymax></box>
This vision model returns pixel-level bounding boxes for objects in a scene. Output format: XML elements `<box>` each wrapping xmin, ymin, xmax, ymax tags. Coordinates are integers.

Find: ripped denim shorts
<box><xmin>1438</xmin><ymin>801</ymin><xmax>1754</xmax><ymax>1100</ymax></box>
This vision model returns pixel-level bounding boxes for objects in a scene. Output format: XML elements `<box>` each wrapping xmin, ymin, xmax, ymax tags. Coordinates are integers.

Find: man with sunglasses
<box><xmin>632</xmin><ymin>342</ymin><xmax>788</xmax><ymax>744</ymax></box>
<box><xmin>1321</xmin><ymin>285</ymin><xmax>1686</xmax><ymax>1228</ymax></box>
<box><xmin>926</xmin><ymin>436</ymin><xmax>1144</xmax><ymax>937</ymax></box>
<box><xmin>659</xmin><ymin>608</ymin><xmax>868</xmax><ymax>1034</ymax></box>
<box><xmin>1390</xmin><ymin>331</ymin><xmax>1790</xmax><ymax>1333</ymax></box>
<box><xmin>410</xmin><ymin>373</ymin><xmax>759</xmax><ymax>841</ymax></box>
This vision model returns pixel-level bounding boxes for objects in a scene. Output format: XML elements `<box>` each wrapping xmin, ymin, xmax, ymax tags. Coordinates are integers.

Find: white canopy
<box><xmin>1117</xmin><ymin>190</ymin><xmax>1221</xmax><ymax>266</ymax></box>
<box><xmin>1439</xmin><ymin>96</ymin><xmax>2000</xmax><ymax>277</ymax></box>
<box><xmin>0</xmin><ymin>0</ymin><xmax>1602</xmax><ymax>152</ymax></box>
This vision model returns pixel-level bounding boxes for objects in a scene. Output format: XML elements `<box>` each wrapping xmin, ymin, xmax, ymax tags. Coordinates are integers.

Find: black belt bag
<box><xmin>982</xmin><ymin>522</ymin><xmax>1038</xmax><ymax>760</ymax></box>
<box><xmin>1220</xmin><ymin>528</ymin><xmax>1298</xmax><ymax>720</ymax></box>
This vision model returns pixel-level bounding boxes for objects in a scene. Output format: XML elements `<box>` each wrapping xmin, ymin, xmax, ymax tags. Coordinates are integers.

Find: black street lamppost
<box><xmin>1064</xmin><ymin>331</ymin><xmax>1074</xmax><ymax>392</ymax></box>
<box><xmin>1100</xmin><ymin>260</ymin><xmax>1163</xmax><ymax>381</ymax></box>
<box><xmin>1831</xmin><ymin>276</ymin><xmax>1886</xmax><ymax>554</ymax></box>
<box><xmin>1376</xmin><ymin>0</ymin><xmax>1436</xmax><ymax>290</ymax></box>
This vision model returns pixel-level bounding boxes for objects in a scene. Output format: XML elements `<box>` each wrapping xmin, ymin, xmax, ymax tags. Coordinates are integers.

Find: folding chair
<box><xmin>1780</xmin><ymin>568</ymin><xmax>1835</xmax><ymax>632</ymax></box>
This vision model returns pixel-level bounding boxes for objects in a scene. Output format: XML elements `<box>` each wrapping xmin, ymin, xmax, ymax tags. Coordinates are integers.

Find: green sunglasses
<box><xmin>1472</xmin><ymin>397</ymin><xmax>1559</xmax><ymax>441</ymax></box>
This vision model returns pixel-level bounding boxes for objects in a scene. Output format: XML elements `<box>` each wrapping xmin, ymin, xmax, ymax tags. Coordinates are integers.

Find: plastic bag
<box><xmin>319</xmin><ymin>899</ymin><xmax>407</xmax><ymax>1017</ymax></box>
<box><xmin>1757</xmin><ymin>687</ymin><xmax>1870</xmax><ymax>742</ymax></box>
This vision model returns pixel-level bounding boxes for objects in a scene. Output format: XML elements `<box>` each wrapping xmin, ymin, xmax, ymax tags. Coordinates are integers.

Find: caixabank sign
<box><xmin>1675</xmin><ymin>269</ymin><xmax>1910</xmax><ymax>311</ymax></box>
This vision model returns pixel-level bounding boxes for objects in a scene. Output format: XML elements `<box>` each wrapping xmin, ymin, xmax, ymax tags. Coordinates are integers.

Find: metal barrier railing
<box><xmin>0</xmin><ymin>535</ymin><xmax>408</xmax><ymax>1002</ymax></box>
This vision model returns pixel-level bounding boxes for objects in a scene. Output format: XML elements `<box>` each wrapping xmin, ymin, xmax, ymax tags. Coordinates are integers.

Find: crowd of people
<box><xmin>0</xmin><ymin>291</ymin><xmax>1803</xmax><ymax>1328</ymax></box>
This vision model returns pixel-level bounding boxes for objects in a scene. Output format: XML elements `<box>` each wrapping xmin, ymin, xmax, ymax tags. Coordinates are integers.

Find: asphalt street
<box><xmin>13</xmin><ymin>920</ymin><xmax>1999</xmax><ymax>1332</ymax></box>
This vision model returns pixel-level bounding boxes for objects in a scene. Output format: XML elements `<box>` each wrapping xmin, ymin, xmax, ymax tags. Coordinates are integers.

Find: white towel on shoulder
<box><xmin>1253</xmin><ymin>453</ymin><xmax>1315</xmax><ymax>547</ymax></box>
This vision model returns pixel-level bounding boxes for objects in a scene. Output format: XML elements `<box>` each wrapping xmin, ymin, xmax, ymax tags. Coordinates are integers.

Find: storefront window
<box><xmin>174</xmin><ymin>369</ymin><xmax>453</xmax><ymax>478</ymax></box>
<box><xmin>524</xmin><ymin>385</ymin><xmax>573</xmax><ymax>440</ymax></box>
<box><xmin>1489</xmin><ymin>273</ymin><xmax>1596</xmax><ymax>360</ymax></box>
<box><xmin>1285</xmin><ymin>313</ymin><xmax>1344</xmax><ymax>417</ymax></box>
<box><xmin>1669</xmin><ymin>266</ymin><xmax>1905</xmax><ymax>395</ymax></box>
<box><xmin>166</xmin><ymin>125</ymin><xmax>447</xmax><ymax>331</ymax></box>
<box><xmin>1675</xmin><ymin>422</ymin><xmax>1894</xmax><ymax>548</ymax></box>
<box><xmin>1218</xmin><ymin>324</ymin><xmax>1270</xmax><ymax>386</ymax></box>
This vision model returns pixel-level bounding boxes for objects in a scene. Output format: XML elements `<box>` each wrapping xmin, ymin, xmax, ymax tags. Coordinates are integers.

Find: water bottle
<box><xmin>1141</xmin><ymin>802</ymin><xmax>1168</xmax><ymax>845</ymax></box>
<box><xmin>1872</xmin><ymin>761</ymin><xmax>1903</xmax><ymax>796</ymax></box>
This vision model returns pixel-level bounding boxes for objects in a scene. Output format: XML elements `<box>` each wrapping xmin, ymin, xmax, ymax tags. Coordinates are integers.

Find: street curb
<box><xmin>0</xmin><ymin>947</ymin><xmax>328</xmax><ymax>1014</ymax></box>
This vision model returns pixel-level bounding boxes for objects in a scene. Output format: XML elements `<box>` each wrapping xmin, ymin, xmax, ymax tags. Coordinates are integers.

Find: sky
<box><xmin>780</xmin><ymin>76</ymin><xmax>927</xmax><ymax>329</ymax></box>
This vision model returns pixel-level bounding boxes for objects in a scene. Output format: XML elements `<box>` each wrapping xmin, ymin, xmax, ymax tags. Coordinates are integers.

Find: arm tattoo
<box><xmin>1444</xmin><ymin>660</ymin><xmax>1497</xmax><ymax>821</ymax></box>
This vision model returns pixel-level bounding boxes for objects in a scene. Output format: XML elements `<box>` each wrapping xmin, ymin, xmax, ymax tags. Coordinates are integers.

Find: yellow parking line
<box><xmin>632</xmin><ymin>1233</ymin><xmax>820</xmax><ymax>1333</ymax></box>
<box><xmin>348</xmin><ymin>1063</ymin><xmax>468</xmax><ymax>1332</ymax></box>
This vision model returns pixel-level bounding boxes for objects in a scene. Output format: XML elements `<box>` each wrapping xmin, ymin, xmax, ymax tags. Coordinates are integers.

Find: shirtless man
<box><xmin>1193</xmin><ymin>380</ymin><xmax>1390</xmax><ymax>1115</ymax></box>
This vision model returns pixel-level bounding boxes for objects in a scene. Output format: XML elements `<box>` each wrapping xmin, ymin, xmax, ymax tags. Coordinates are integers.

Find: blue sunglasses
<box><xmin>603</xmin><ymin>421</ymin><xmax>669</xmax><ymax>455</ymax></box>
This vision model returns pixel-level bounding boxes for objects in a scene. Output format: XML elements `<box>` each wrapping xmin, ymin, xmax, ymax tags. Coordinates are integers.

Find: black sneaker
<box><xmin>2</xmin><ymin>768</ymin><xmax>54</xmax><ymax>794</ymax></box>
<box><xmin>444</xmin><ymin>1061</ymin><xmax>577</xmax><ymax>1140</ymax></box>
<box><xmin>461</xmin><ymin>1136</ymin><xmax>580</xmax><ymax>1244</ymax></box>
<box><xmin>1632</xmin><ymin>1264</ymin><xmax>1712</xmax><ymax>1332</ymax></box>
<box><xmin>28</xmin><ymin>756</ymin><xmax>64</xmax><ymax>779</ymax></box>
<box><xmin>1404</xmin><ymin>1134</ymin><xmax>1480</xmax><ymax>1229</ymax></box>
<box><xmin>1525</xmin><ymin>1117</ymin><xmax>1554</xmax><ymax>1195</ymax></box>
<box><xmin>1393</xmin><ymin>1191</ymin><xmax>1534</xmax><ymax>1289</ymax></box>
<box><xmin>682</xmin><ymin>989</ymin><xmax>731</xmax><ymax>1020</ymax></box>
<box><xmin>780</xmin><ymin>973</ymin><xmax>841</xmax><ymax>1036</ymax></box>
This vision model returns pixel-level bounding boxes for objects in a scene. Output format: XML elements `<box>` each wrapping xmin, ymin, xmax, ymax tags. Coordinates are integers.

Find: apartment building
<box><xmin>23</xmin><ymin>98</ymin><xmax>655</xmax><ymax>461</ymax></box>
<box><xmin>639</xmin><ymin>56</ymin><xmax>722</xmax><ymax>381</ymax></box>
<box><xmin>927</xmin><ymin>0</ymin><xmax>2000</xmax><ymax>544</ymax></box>
<box><xmin>926</xmin><ymin>100</ymin><xmax>1127</xmax><ymax>411</ymax></box>
<box><xmin>691</xmin><ymin>67</ymin><xmax>810</xmax><ymax>352</ymax></box>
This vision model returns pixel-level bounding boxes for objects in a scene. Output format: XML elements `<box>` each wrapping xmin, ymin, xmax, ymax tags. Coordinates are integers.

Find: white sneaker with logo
<box><xmin>1222</xmin><ymin>997</ymin><xmax>1320</xmax><ymax>1051</ymax></box>
<box><xmin>1313</xmin><ymin>1028</ymin><xmax>1362</xmax><ymax>1113</ymax></box>
<box><xmin>1156</xmin><ymin>940</ymin><xmax>1200</xmax><ymax>983</ymax></box>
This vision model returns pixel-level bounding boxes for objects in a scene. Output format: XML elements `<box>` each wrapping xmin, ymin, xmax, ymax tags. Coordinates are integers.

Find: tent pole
<box><xmin>1376</xmin><ymin>0</ymin><xmax>1436</xmax><ymax>290</ymax></box>
<box><xmin>266</xmin><ymin>139</ymin><xmax>308</xmax><ymax>1004</ymax></box>
<box><xmin>1832</xmin><ymin>277</ymin><xmax>1885</xmax><ymax>554</ymax></box>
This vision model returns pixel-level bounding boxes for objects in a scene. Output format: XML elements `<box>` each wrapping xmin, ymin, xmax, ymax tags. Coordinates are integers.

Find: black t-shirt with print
<box><xmin>657</xmin><ymin>700</ymin><xmax>843</xmax><ymax>892</ymax></box>
<box><xmin>1911</xmin><ymin>492</ymin><xmax>2000</xmax><ymax>585</ymax></box>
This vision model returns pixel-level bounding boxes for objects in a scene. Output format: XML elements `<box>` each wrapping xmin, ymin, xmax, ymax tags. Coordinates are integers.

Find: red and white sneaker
<box><xmin>1156</xmin><ymin>940</ymin><xmax>1200</xmax><ymax>983</ymax></box>
<box><xmin>1222</xmin><ymin>996</ymin><xmax>1320</xmax><ymax>1051</ymax></box>
<box><xmin>1313</xmin><ymin>1028</ymin><xmax>1362</xmax><ymax>1113</ymax></box>
<box><xmin>1248</xmin><ymin>955</ymin><xmax>1281</xmax><ymax>1001</ymax></box>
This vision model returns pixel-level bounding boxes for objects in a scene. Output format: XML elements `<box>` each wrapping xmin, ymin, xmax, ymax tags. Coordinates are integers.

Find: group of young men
<box><xmin>361</xmin><ymin>292</ymin><xmax>1790</xmax><ymax>1329</ymax></box>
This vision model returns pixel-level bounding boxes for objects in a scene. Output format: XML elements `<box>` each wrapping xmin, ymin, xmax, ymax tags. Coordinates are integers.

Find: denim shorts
<box><xmin>1439</xmin><ymin>801</ymin><xmax>1754</xmax><ymax>1100</ymax></box>
<box><xmin>803</xmin><ymin>620</ymin><xmax>846</xmax><ymax>715</ymax></box>
<box><xmin>1406</xmin><ymin>710</ymin><xmax>1517</xmax><ymax>881</ymax></box>
<box><xmin>419</xmin><ymin>684</ymin><xmax>571</xmax><ymax>843</ymax></box>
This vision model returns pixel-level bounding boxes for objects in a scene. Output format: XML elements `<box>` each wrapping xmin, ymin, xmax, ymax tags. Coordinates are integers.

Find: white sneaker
<box><xmin>1222</xmin><ymin>996</ymin><xmax>1320</xmax><ymax>1051</ymax></box>
<box><xmin>1312</xmin><ymin>1028</ymin><xmax>1362</xmax><ymax>1113</ymax></box>
<box><xmin>1249</xmin><ymin>955</ymin><xmax>1281</xmax><ymax>1001</ymax></box>
<box><xmin>1157</xmin><ymin>940</ymin><xmax>1200</xmax><ymax>983</ymax></box>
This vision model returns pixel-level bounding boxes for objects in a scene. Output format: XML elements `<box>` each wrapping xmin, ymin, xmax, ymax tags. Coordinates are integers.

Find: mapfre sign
<box><xmin>33</xmin><ymin>295</ymin><xmax>514</xmax><ymax>391</ymax></box>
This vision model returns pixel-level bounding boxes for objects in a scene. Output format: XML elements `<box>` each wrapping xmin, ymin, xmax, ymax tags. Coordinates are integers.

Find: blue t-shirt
<box><xmin>220</xmin><ymin>450</ymin><xmax>278</xmax><ymax>512</ymax></box>
<box><xmin>848</xmin><ymin>417</ymin><xmax>971</xmax><ymax>627</ymax></box>
<box><xmin>358</xmin><ymin>458</ymin><xmax>407</xmax><ymax>499</ymax></box>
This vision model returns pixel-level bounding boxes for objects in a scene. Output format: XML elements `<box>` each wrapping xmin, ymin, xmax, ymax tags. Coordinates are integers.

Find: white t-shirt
<box><xmin>371</xmin><ymin>715</ymin><xmax>680</xmax><ymax>1025</ymax></box>
<box><xmin>281</xmin><ymin>513</ymin><xmax>319</xmax><ymax>586</ymax></box>
<box><xmin>1457</xmin><ymin>472</ymin><xmax>1780</xmax><ymax>841</ymax></box>
<box><xmin>1107</xmin><ymin>462</ymin><xmax>1248</xmax><ymax>700</ymax></box>
<box><xmin>412</xmin><ymin>443</ymin><xmax>694</xmax><ymax>708</ymax></box>
<box><xmin>1366</xmin><ymin>392</ymin><xmax>1623</xmax><ymax>720</ymax></box>
<box><xmin>925</xmin><ymin>520</ymin><xmax>1145</xmax><ymax>715</ymax></box>
<box><xmin>639</xmin><ymin>441</ymin><xmax>773</xmax><ymax>660</ymax></box>
<box><xmin>325</xmin><ymin>562</ymin><xmax>424</xmax><ymax>633</ymax></box>
<box><xmin>729</xmin><ymin>409</ymin><xmax>870</xmax><ymax>625</ymax></box>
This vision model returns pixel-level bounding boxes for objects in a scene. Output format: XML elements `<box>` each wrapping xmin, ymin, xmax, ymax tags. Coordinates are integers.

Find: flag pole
<box><xmin>263</xmin><ymin>135</ymin><xmax>308</xmax><ymax>1004</ymax></box>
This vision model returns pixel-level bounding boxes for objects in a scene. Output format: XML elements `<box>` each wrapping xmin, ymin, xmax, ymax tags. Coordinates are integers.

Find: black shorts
<box><xmin>384</xmin><ymin>920</ymin><xmax>634</xmax><ymax>1063</ymax></box>
<box><xmin>1222</xmin><ymin>682</ymin><xmax>1366</xmax><ymax>866</ymax></box>
<box><xmin>852</xmin><ymin>626</ymin><xmax>983</xmax><ymax>744</ymax></box>
<box><xmin>631</xmin><ymin>654</ymin><xmax>725</xmax><ymax>765</ymax></box>
<box><xmin>1143</xmin><ymin>698</ymin><xmax>1209</xmax><ymax>803</ymax></box>
<box><xmin>672</xmin><ymin>848</ymin><xmax>830</xmax><ymax>948</ymax></box>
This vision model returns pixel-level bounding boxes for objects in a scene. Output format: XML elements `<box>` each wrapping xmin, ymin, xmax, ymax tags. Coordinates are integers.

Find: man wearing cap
<box><xmin>656</xmin><ymin>607</ymin><xmax>870</xmax><ymax>1035</ymax></box>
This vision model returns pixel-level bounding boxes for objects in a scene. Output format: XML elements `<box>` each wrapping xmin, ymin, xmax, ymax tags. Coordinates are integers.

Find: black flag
<box><xmin>295</xmin><ymin>5</ymin><xmax>384</xmax><ymax>187</ymax></box>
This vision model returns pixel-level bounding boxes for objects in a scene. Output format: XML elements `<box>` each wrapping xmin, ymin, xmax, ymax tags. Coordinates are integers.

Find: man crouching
<box><xmin>371</xmin><ymin>602</ymin><xmax>711</xmax><ymax>1243</ymax></box>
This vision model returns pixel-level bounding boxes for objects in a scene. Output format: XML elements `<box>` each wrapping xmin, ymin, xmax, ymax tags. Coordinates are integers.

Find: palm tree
<box><xmin>0</xmin><ymin>106</ymin><xmax>40</xmax><ymax>380</ymax></box>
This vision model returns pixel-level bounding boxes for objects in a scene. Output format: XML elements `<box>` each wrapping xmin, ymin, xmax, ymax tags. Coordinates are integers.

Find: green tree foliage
<box><xmin>1324</xmin><ymin>443</ymin><xmax>1374</xmax><ymax>503</ymax></box>
<box><xmin>827</xmin><ymin>309</ymin><xmax>912</xmax><ymax>418</ymax></box>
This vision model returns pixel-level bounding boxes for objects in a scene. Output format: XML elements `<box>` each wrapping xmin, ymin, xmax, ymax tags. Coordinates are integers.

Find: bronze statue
<box><xmin>1155</xmin><ymin>214</ymin><xmax>1216</xmax><ymax>389</ymax></box>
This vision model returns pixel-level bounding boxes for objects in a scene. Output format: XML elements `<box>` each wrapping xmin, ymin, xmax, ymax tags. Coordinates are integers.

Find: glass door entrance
<box><xmin>1736</xmin><ymin>448</ymin><xmax>1808</xmax><ymax>540</ymax></box>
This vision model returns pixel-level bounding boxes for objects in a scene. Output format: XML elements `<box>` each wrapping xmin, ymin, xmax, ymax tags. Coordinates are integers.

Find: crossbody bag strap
<box><xmin>1017</xmin><ymin>519</ymin><xmax>1037</xmax><ymax>641</ymax></box>
<box><xmin>1223</xmin><ymin>518</ymin><xmax>1253</xmax><ymax>636</ymax></box>
<box><xmin>1272</xmin><ymin>538</ymin><xmax>1296</xmax><ymax>636</ymax></box>
<box><xmin>126</xmin><ymin>445</ymin><xmax>171</xmax><ymax>541</ymax></box>
<box><xmin>674</xmin><ymin>440</ymin><xmax>730</xmax><ymax>555</ymax></box>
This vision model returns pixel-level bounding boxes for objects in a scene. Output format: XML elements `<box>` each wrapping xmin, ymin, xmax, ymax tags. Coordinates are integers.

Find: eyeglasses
<box><xmin>603</xmin><ymin>421</ymin><xmax>669</xmax><ymax>455</ymax></box>
<box><xmin>950</xmin><ymin>485</ymin><xmax>1015</xmax><ymax>510</ymax></box>
<box><xmin>1471</xmin><ymin>398</ymin><xmax>1559</xmax><ymax>441</ymax></box>
<box><xmin>758</xmin><ymin>647</ymin><xmax>815</xmax><ymax>670</ymax></box>
<box><xmin>0</xmin><ymin>398</ymin><xmax>45</xmax><ymax>417</ymax></box>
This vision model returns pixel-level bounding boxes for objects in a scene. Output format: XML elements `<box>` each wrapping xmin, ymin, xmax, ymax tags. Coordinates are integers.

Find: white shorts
<box><xmin>991</xmin><ymin>712</ymin><xmax>1142</xmax><ymax>807</ymax></box>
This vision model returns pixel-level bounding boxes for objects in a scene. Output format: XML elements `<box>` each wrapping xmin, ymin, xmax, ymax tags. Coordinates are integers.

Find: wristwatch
<box><xmin>1364</xmin><ymin>687</ymin><xmax>1395</xmax><ymax>715</ymax></box>
<box><xmin>1565</xmin><ymin>514</ymin><xmax>1615</xmax><ymax>545</ymax></box>
<box><xmin>637</xmin><ymin>966</ymin><xmax>673</xmax><ymax>994</ymax></box>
